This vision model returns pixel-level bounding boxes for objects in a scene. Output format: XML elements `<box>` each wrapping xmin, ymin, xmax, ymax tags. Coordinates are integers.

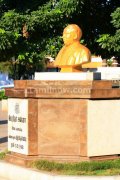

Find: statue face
<box><xmin>62</xmin><ymin>25</ymin><xmax>82</xmax><ymax>46</ymax></box>
<box><xmin>63</xmin><ymin>28</ymin><xmax>77</xmax><ymax>46</ymax></box>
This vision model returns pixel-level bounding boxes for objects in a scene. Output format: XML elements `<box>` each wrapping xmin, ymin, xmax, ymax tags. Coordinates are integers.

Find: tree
<box><xmin>0</xmin><ymin>0</ymin><xmax>84</xmax><ymax>79</ymax></box>
<box><xmin>97</xmin><ymin>7</ymin><xmax>120</xmax><ymax>58</ymax></box>
<box><xmin>75</xmin><ymin>0</ymin><xmax>120</xmax><ymax>56</ymax></box>
<box><xmin>0</xmin><ymin>0</ymin><xmax>119</xmax><ymax>79</ymax></box>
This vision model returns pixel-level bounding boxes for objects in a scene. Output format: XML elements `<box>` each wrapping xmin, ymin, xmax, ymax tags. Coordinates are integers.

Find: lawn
<box><xmin>0</xmin><ymin>152</ymin><xmax>6</xmax><ymax>160</ymax></box>
<box><xmin>32</xmin><ymin>159</ymin><xmax>120</xmax><ymax>176</ymax></box>
<box><xmin>1</xmin><ymin>151</ymin><xmax>120</xmax><ymax>176</ymax></box>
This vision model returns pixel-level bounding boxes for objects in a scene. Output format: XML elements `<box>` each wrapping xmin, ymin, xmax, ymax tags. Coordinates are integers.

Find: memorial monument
<box><xmin>47</xmin><ymin>24</ymin><xmax>102</xmax><ymax>71</ymax></box>
<box><xmin>54</xmin><ymin>24</ymin><xmax>91</xmax><ymax>72</ymax></box>
<box><xmin>5</xmin><ymin>24</ymin><xmax>120</xmax><ymax>166</ymax></box>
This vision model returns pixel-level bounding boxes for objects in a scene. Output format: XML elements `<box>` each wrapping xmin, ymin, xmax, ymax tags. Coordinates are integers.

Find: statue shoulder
<box><xmin>78</xmin><ymin>44</ymin><xmax>91</xmax><ymax>53</ymax></box>
<box><xmin>73</xmin><ymin>44</ymin><xmax>91</xmax><ymax>63</ymax></box>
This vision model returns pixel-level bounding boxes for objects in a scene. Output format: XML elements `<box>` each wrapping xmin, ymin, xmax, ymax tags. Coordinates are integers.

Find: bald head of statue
<box><xmin>63</xmin><ymin>24</ymin><xmax>82</xmax><ymax>45</ymax></box>
<box><xmin>55</xmin><ymin>24</ymin><xmax>91</xmax><ymax>70</ymax></box>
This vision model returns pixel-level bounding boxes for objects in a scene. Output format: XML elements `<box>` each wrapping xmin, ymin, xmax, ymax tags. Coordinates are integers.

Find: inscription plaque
<box><xmin>8</xmin><ymin>98</ymin><xmax>28</xmax><ymax>155</ymax></box>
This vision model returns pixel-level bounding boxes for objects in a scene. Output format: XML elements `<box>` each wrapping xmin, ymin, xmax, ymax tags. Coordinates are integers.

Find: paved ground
<box><xmin>0</xmin><ymin>111</ymin><xmax>8</xmax><ymax>152</ymax></box>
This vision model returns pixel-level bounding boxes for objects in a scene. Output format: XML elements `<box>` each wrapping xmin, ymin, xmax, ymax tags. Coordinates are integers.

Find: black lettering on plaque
<box><xmin>12</xmin><ymin>126</ymin><xmax>15</xmax><ymax>130</ymax></box>
<box><xmin>9</xmin><ymin>115</ymin><xmax>17</xmax><ymax>122</ymax></box>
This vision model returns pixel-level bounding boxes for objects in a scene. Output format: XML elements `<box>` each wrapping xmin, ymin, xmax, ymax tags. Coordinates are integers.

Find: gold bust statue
<box><xmin>54</xmin><ymin>24</ymin><xmax>91</xmax><ymax>72</ymax></box>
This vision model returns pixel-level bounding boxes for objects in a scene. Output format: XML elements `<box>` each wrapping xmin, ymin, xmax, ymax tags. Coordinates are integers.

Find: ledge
<box><xmin>5</xmin><ymin>80</ymin><xmax>119</xmax><ymax>99</ymax></box>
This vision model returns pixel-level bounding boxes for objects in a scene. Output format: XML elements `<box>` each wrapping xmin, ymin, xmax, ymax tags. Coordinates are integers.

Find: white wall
<box><xmin>88</xmin><ymin>100</ymin><xmax>120</xmax><ymax>156</ymax></box>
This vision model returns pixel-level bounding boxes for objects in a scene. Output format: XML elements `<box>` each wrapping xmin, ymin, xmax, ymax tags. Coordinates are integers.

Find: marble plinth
<box><xmin>5</xmin><ymin>80</ymin><xmax>120</xmax><ymax>166</ymax></box>
<box><xmin>89</xmin><ymin>67</ymin><xmax>120</xmax><ymax>80</ymax></box>
<box><xmin>35</xmin><ymin>67</ymin><xmax>120</xmax><ymax>81</ymax></box>
<box><xmin>35</xmin><ymin>72</ymin><xmax>101</xmax><ymax>80</ymax></box>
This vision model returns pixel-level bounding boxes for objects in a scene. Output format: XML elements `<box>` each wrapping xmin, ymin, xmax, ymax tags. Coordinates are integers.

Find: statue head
<box><xmin>63</xmin><ymin>24</ymin><xmax>82</xmax><ymax>46</ymax></box>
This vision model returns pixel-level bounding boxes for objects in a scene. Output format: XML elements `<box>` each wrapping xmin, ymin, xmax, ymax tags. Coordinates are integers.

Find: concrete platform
<box><xmin>35</xmin><ymin>72</ymin><xmax>101</xmax><ymax>80</ymax></box>
<box><xmin>35</xmin><ymin>67</ymin><xmax>120</xmax><ymax>81</ymax></box>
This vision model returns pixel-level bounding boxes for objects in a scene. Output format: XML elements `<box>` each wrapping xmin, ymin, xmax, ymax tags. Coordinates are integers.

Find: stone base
<box><xmin>6</xmin><ymin>153</ymin><xmax>120</xmax><ymax>167</ymax></box>
<box><xmin>35</xmin><ymin>72</ymin><xmax>101</xmax><ymax>80</ymax></box>
<box><xmin>60</xmin><ymin>66</ymin><xmax>82</xmax><ymax>72</ymax></box>
<box><xmin>89</xmin><ymin>155</ymin><xmax>120</xmax><ymax>161</ymax></box>
<box><xmin>81</xmin><ymin>62</ymin><xmax>102</xmax><ymax>68</ymax></box>
<box><xmin>5</xmin><ymin>153</ymin><xmax>89</xmax><ymax>167</ymax></box>
<box><xmin>89</xmin><ymin>67</ymin><xmax>120</xmax><ymax>80</ymax></box>
<box><xmin>5</xmin><ymin>80</ymin><xmax>120</xmax><ymax>167</ymax></box>
<box><xmin>5</xmin><ymin>153</ymin><xmax>39</xmax><ymax>167</ymax></box>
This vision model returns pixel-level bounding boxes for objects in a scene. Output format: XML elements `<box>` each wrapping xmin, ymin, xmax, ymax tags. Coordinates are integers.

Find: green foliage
<box><xmin>111</xmin><ymin>7</ymin><xmax>120</xmax><ymax>29</ymax></box>
<box><xmin>44</xmin><ymin>36</ymin><xmax>63</xmax><ymax>58</ymax></box>
<box><xmin>0</xmin><ymin>0</ymin><xmax>119</xmax><ymax>78</ymax></box>
<box><xmin>0</xmin><ymin>152</ymin><xmax>6</xmax><ymax>159</ymax></box>
<box><xmin>97</xmin><ymin>7</ymin><xmax>120</xmax><ymax>55</ymax></box>
<box><xmin>0</xmin><ymin>0</ymin><xmax>84</xmax><ymax>79</ymax></box>
<box><xmin>32</xmin><ymin>159</ymin><xmax>120</xmax><ymax>175</ymax></box>
<box><xmin>0</xmin><ymin>61</ymin><xmax>10</xmax><ymax>72</ymax></box>
<box><xmin>0</xmin><ymin>150</ymin><xmax>10</xmax><ymax>160</ymax></box>
<box><xmin>107</xmin><ymin>57</ymin><xmax>114</xmax><ymax>66</ymax></box>
<box><xmin>0</xmin><ymin>90</ymin><xmax>7</xmax><ymax>100</ymax></box>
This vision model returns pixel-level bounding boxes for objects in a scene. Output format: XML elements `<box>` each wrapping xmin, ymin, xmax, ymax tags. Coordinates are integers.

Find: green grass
<box><xmin>0</xmin><ymin>90</ymin><xmax>8</xmax><ymax>100</ymax></box>
<box><xmin>0</xmin><ymin>152</ymin><xmax>6</xmax><ymax>160</ymax></box>
<box><xmin>32</xmin><ymin>159</ymin><xmax>120</xmax><ymax>176</ymax></box>
<box><xmin>0</xmin><ymin>150</ymin><xmax>10</xmax><ymax>160</ymax></box>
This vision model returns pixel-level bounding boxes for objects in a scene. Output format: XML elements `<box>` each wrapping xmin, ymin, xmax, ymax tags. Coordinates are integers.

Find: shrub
<box><xmin>0</xmin><ymin>90</ymin><xmax>8</xmax><ymax>100</ymax></box>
